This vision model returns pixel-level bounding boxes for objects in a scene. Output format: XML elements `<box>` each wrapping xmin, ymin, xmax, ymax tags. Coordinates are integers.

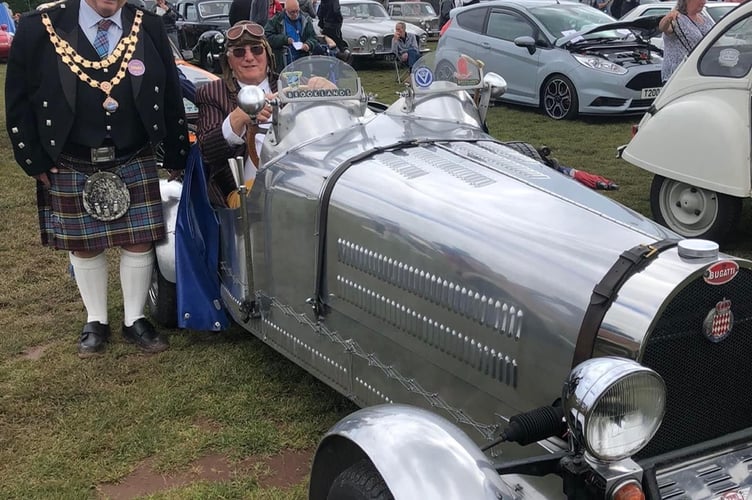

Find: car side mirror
<box><xmin>514</xmin><ymin>35</ymin><xmax>537</xmax><ymax>55</ymax></box>
<box><xmin>181</xmin><ymin>49</ymin><xmax>194</xmax><ymax>60</ymax></box>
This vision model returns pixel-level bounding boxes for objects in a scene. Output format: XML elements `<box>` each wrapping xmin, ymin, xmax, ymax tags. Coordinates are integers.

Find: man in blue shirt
<box><xmin>264</xmin><ymin>0</ymin><xmax>318</xmax><ymax>69</ymax></box>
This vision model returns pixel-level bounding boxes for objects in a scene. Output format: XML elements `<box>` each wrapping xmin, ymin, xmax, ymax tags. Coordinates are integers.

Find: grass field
<box><xmin>1</xmin><ymin>57</ymin><xmax>751</xmax><ymax>499</ymax></box>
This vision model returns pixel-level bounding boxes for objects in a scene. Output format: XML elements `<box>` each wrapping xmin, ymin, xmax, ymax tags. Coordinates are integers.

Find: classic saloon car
<box><xmin>339</xmin><ymin>0</ymin><xmax>428</xmax><ymax>58</ymax></box>
<box><xmin>153</xmin><ymin>55</ymin><xmax>752</xmax><ymax>499</ymax></box>
<box><xmin>175</xmin><ymin>0</ymin><xmax>231</xmax><ymax>72</ymax></box>
<box><xmin>622</xmin><ymin>0</ymin><xmax>752</xmax><ymax>243</ymax></box>
<box><xmin>387</xmin><ymin>1</ymin><xmax>440</xmax><ymax>39</ymax></box>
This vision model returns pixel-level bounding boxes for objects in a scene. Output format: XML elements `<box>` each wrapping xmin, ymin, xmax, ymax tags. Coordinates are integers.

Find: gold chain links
<box><xmin>41</xmin><ymin>11</ymin><xmax>143</xmax><ymax>108</ymax></box>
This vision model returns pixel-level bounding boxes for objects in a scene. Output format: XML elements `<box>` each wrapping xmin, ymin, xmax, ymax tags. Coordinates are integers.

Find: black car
<box><xmin>175</xmin><ymin>0</ymin><xmax>231</xmax><ymax>73</ymax></box>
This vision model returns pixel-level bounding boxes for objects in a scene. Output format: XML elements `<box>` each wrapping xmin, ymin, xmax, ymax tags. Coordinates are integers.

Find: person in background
<box><xmin>318</xmin><ymin>0</ymin><xmax>351</xmax><ymax>61</ymax></box>
<box><xmin>300</xmin><ymin>0</ymin><xmax>318</xmax><ymax>18</ymax></box>
<box><xmin>229</xmin><ymin>0</ymin><xmax>268</xmax><ymax>27</ymax></box>
<box><xmin>195</xmin><ymin>21</ymin><xmax>276</xmax><ymax>207</ymax></box>
<box><xmin>392</xmin><ymin>21</ymin><xmax>419</xmax><ymax>71</ymax></box>
<box><xmin>264</xmin><ymin>0</ymin><xmax>318</xmax><ymax>69</ymax></box>
<box><xmin>268</xmin><ymin>0</ymin><xmax>283</xmax><ymax>19</ymax></box>
<box><xmin>152</xmin><ymin>0</ymin><xmax>180</xmax><ymax>47</ymax></box>
<box><xmin>659</xmin><ymin>0</ymin><xmax>714</xmax><ymax>82</ymax></box>
<box><xmin>5</xmin><ymin>0</ymin><xmax>190</xmax><ymax>357</ymax></box>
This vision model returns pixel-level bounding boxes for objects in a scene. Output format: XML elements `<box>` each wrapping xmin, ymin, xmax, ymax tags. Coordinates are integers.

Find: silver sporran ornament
<box><xmin>82</xmin><ymin>171</ymin><xmax>130</xmax><ymax>221</ymax></box>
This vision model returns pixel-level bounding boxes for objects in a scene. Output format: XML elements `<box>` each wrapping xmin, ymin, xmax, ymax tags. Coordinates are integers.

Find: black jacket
<box><xmin>229</xmin><ymin>0</ymin><xmax>268</xmax><ymax>27</ymax></box>
<box><xmin>5</xmin><ymin>0</ymin><xmax>189</xmax><ymax>176</ymax></box>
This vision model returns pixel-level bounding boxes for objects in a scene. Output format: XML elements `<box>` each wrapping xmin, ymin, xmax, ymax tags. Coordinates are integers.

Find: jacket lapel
<box><xmin>55</xmin><ymin>0</ymin><xmax>82</xmax><ymax>112</ymax></box>
<box><xmin>123</xmin><ymin>7</ymin><xmax>144</xmax><ymax>99</ymax></box>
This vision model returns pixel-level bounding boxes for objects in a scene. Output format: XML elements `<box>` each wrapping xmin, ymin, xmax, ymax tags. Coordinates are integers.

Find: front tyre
<box><xmin>650</xmin><ymin>175</ymin><xmax>742</xmax><ymax>241</ymax></box>
<box><xmin>541</xmin><ymin>74</ymin><xmax>578</xmax><ymax>120</ymax></box>
<box><xmin>327</xmin><ymin>460</ymin><xmax>394</xmax><ymax>500</ymax></box>
<box><xmin>147</xmin><ymin>262</ymin><xmax>177</xmax><ymax>329</ymax></box>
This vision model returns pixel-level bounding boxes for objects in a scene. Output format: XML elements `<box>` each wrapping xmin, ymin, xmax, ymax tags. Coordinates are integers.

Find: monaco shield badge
<box><xmin>703</xmin><ymin>298</ymin><xmax>734</xmax><ymax>343</ymax></box>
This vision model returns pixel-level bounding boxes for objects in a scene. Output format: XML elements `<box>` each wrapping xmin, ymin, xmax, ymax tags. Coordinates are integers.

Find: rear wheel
<box><xmin>327</xmin><ymin>460</ymin><xmax>394</xmax><ymax>500</ymax></box>
<box><xmin>147</xmin><ymin>262</ymin><xmax>177</xmax><ymax>329</ymax></box>
<box><xmin>502</xmin><ymin>141</ymin><xmax>544</xmax><ymax>162</ymax></box>
<box><xmin>541</xmin><ymin>74</ymin><xmax>578</xmax><ymax>120</ymax></box>
<box><xmin>650</xmin><ymin>175</ymin><xmax>742</xmax><ymax>242</ymax></box>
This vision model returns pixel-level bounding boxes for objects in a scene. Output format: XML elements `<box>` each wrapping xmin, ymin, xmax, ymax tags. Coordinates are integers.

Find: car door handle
<box><xmin>481</xmin><ymin>42</ymin><xmax>491</xmax><ymax>48</ymax></box>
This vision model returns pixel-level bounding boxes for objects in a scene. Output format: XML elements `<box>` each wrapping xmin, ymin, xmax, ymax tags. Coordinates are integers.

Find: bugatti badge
<box><xmin>704</xmin><ymin>261</ymin><xmax>739</xmax><ymax>285</ymax></box>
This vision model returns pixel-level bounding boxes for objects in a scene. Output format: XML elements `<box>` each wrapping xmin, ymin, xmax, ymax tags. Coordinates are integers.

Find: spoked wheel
<box><xmin>541</xmin><ymin>74</ymin><xmax>578</xmax><ymax>120</ymax></box>
<box><xmin>650</xmin><ymin>175</ymin><xmax>742</xmax><ymax>242</ymax></box>
<box><xmin>147</xmin><ymin>262</ymin><xmax>177</xmax><ymax>329</ymax></box>
<box><xmin>327</xmin><ymin>460</ymin><xmax>394</xmax><ymax>500</ymax></box>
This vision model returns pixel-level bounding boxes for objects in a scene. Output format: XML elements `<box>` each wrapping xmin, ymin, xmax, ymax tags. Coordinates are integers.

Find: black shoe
<box><xmin>78</xmin><ymin>321</ymin><xmax>110</xmax><ymax>358</ymax></box>
<box><xmin>122</xmin><ymin>318</ymin><xmax>169</xmax><ymax>353</ymax></box>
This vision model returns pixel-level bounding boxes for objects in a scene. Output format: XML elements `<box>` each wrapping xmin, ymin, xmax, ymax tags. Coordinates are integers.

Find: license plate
<box><xmin>641</xmin><ymin>87</ymin><xmax>661</xmax><ymax>99</ymax></box>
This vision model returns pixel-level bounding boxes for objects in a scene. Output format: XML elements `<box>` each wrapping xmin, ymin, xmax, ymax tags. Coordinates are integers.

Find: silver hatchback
<box><xmin>436</xmin><ymin>0</ymin><xmax>664</xmax><ymax>119</ymax></box>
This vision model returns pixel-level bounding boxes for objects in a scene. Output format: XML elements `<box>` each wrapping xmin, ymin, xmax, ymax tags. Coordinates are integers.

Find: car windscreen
<box><xmin>341</xmin><ymin>2</ymin><xmax>390</xmax><ymax>18</ymax></box>
<box><xmin>198</xmin><ymin>0</ymin><xmax>230</xmax><ymax>18</ymax></box>
<box><xmin>531</xmin><ymin>5</ymin><xmax>619</xmax><ymax>39</ymax></box>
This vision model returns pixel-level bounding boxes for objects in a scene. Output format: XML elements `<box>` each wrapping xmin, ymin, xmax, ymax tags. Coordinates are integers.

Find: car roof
<box><xmin>465</xmin><ymin>0</ymin><xmax>581</xmax><ymax>7</ymax></box>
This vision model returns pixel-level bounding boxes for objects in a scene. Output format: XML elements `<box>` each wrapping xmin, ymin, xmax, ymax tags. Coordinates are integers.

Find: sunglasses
<box><xmin>229</xmin><ymin>45</ymin><xmax>265</xmax><ymax>58</ymax></box>
<box><xmin>227</xmin><ymin>21</ymin><xmax>265</xmax><ymax>40</ymax></box>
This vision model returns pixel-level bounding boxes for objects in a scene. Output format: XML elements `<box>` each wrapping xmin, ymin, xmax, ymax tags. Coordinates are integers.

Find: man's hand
<box><xmin>401</xmin><ymin>52</ymin><xmax>408</xmax><ymax>62</ymax></box>
<box><xmin>33</xmin><ymin>167</ymin><xmax>58</xmax><ymax>188</ymax></box>
<box><xmin>301</xmin><ymin>43</ymin><xmax>309</xmax><ymax>52</ymax></box>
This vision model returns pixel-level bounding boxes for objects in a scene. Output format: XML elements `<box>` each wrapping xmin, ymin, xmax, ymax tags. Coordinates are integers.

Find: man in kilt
<box><xmin>5</xmin><ymin>0</ymin><xmax>190</xmax><ymax>357</ymax></box>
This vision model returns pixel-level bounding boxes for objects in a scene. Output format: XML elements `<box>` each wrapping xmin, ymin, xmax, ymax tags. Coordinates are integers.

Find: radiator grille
<box><xmin>638</xmin><ymin>268</ymin><xmax>752</xmax><ymax>458</ymax></box>
<box><xmin>626</xmin><ymin>71</ymin><xmax>662</xmax><ymax>90</ymax></box>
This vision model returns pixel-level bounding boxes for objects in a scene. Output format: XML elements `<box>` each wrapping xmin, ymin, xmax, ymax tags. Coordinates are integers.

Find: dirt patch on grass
<box><xmin>97</xmin><ymin>449</ymin><xmax>312</xmax><ymax>499</ymax></box>
<box><xmin>20</xmin><ymin>342</ymin><xmax>54</xmax><ymax>360</ymax></box>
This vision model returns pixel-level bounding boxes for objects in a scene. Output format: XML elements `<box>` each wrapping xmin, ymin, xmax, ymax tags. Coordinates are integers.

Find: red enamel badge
<box><xmin>704</xmin><ymin>261</ymin><xmax>739</xmax><ymax>285</ymax></box>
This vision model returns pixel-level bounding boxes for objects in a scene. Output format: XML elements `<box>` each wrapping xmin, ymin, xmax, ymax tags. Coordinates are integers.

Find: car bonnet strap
<box><xmin>572</xmin><ymin>238</ymin><xmax>679</xmax><ymax>368</ymax></box>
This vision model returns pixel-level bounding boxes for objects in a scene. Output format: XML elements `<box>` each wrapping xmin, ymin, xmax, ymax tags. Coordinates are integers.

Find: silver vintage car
<box><xmin>153</xmin><ymin>54</ymin><xmax>752</xmax><ymax>499</ymax></box>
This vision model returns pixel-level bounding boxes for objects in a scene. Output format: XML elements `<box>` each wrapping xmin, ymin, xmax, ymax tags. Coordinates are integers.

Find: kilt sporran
<box><xmin>82</xmin><ymin>170</ymin><xmax>131</xmax><ymax>221</ymax></box>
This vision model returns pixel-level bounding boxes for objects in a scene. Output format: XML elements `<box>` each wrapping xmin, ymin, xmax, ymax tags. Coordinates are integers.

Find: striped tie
<box><xmin>93</xmin><ymin>19</ymin><xmax>113</xmax><ymax>59</ymax></box>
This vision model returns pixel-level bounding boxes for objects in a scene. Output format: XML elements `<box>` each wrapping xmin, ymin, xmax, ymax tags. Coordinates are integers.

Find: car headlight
<box><xmin>214</xmin><ymin>32</ymin><xmax>225</xmax><ymax>44</ymax></box>
<box><xmin>572</xmin><ymin>53</ymin><xmax>627</xmax><ymax>75</ymax></box>
<box><xmin>370</xmin><ymin>36</ymin><xmax>378</xmax><ymax>46</ymax></box>
<box><xmin>420</xmin><ymin>33</ymin><xmax>428</xmax><ymax>44</ymax></box>
<box><xmin>358</xmin><ymin>36</ymin><xmax>367</xmax><ymax>47</ymax></box>
<box><xmin>563</xmin><ymin>357</ymin><xmax>665</xmax><ymax>461</ymax></box>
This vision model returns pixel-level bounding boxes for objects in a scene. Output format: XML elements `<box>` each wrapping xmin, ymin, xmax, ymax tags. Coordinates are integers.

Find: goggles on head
<box><xmin>227</xmin><ymin>21</ymin><xmax>265</xmax><ymax>41</ymax></box>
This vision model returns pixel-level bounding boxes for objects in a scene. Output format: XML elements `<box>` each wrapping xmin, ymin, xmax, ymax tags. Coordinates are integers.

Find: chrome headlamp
<box><xmin>214</xmin><ymin>32</ymin><xmax>225</xmax><ymax>44</ymax></box>
<box><xmin>358</xmin><ymin>36</ymin><xmax>367</xmax><ymax>47</ymax></box>
<box><xmin>563</xmin><ymin>357</ymin><xmax>665</xmax><ymax>461</ymax></box>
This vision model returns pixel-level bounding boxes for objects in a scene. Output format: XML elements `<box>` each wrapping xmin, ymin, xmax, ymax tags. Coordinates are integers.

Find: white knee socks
<box><xmin>120</xmin><ymin>249</ymin><xmax>155</xmax><ymax>328</ymax></box>
<box><xmin>69</xmin><ymin>252</ymin><xmax>109</xmax><ymax>324</ymax></box>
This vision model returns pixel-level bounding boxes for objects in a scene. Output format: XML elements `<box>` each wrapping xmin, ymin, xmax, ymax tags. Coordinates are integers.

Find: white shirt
<box><xmin>79</xmin><ymin>0</ymin><xmax>123</xmax><ymax>57</ymax></box>
<box><xmin>221</xmin><ymin>77</ymin><xmax>272</xmax><ymax>182</ymax></box>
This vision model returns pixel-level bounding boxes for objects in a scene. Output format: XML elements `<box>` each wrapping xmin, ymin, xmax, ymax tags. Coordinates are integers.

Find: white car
<box><xmin>620</xmin><ymin>1</ymin><xmax>738</xmax><ymax>49</ymax></box>
<box><xmin>622</xmin><ymin>0</ymin><xmax>752</xmax><ymax>241</ymax></box>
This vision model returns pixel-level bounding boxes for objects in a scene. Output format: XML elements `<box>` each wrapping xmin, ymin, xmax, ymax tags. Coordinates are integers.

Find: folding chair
<box><xmin>394</xmin><ymin>56</ymin><xmax>410</xmax><ymax>83</ymax></box>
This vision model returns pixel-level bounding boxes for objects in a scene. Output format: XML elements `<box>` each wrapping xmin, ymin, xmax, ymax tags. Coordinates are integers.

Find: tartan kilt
<box><xmin>37</xmin><ymin>152</ymin><xmax>165</xmax><ymax>251</ymax></box>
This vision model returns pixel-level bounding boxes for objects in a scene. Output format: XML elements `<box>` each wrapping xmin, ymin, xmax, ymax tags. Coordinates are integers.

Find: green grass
<box><xmin>1</xmin><ymin>54</ymin><xmax>751</xmax><ymax>499</ymax></box>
